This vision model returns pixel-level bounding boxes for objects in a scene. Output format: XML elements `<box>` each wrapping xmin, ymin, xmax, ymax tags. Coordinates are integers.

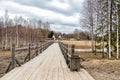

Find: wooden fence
<box><xmin>5</xmin><ymin>42</ymin><xmax>53</xmax><ymax>73</ymax></box>
<box><xmin>59</xmin><ymin>42</ymin><xmax>80</xmax><ymax>71</ymax></box>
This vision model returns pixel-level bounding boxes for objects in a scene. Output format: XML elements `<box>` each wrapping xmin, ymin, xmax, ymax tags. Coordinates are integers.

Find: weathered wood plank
<box><xmin>81</xmin><ymin>69</ymin><xmax>95</xmax><ymax>80</ymax></box>
<box><xmin>34</xmin><ymin>47</ymin><xmax>53</xmax><ymax>80</ymax></box>
<box><xmin>52</xmin><ymin>52</ymin><xmax>58</xmax><ymax>80</ymax></box>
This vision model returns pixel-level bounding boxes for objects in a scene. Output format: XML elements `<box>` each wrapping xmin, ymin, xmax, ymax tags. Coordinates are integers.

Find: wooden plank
<box><xmin>27</xmin><ymin>52</ymin><xmax>48</xmax><ymax>80</ymax></box>
<box><xmin>57</xmin><ymin>44</ymin><xmax>70</xmax><ymax>80</ymax></box>
<box><xmin>81</xmin><ymin>69</ymin><xmax>95</xmax><ymax>80</ymax></box>
<box><xmin>34</xmin><ymin>44</ymin><xmax>54</xmax><ymax>80</ymax></box>
<box><xmin>1</xmin><ymin>67</ymin><xmax>21</xmax><ymax>80</ymax></box>
<box><xmin>41</xmin><ymin>51</ymin><xmax>54</xmax><ymax>80</ymax></box>
<box><xmin>11</xmin><ymin>43</ymin><xmax>15</xmax><ymax>69</ymax></box>
<box><xmin>52</xmin><ymin>50</ymin><xmax>59</xmax><ymax>80</ymax></box>
<box><xmin>74</xmin><ymin>72</ymin><xmax>83</xmax><ymax>80</ymax></box>
<box><xmin>57</xmin><ymin>44</ymin><xmax>65</xmax><ymax>80</ymax></box>
<box><xmin>46</xmin><ymin>49</ymin><xmax>55</xmax><ymax>80</ymax></box>
<box><xmin>33</xmin><ymin>57</ymin><xmax>49</xmax><ymax>80</ymax></box>
<box><xmin>78</xmin><ymin>70</ymin><xmax>89</xmax><ymax>80</ymax></box>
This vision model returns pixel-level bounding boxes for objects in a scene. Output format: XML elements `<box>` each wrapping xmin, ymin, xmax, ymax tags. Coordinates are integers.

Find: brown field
<box><xmin>0</xmin><ymin>51</ymin><xmax>11</xmax><ymax>77</ymax></box>
<box><xmin>61</xmin><ymin>40</ymin><xmax>92</xmax><ymax>49</ymax></box>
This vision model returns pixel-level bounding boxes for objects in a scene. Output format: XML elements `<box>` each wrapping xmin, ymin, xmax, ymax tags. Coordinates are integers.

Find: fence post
<box><xmin>11</xmin><ymin>43</ymin><xmax>15</xmax><ymax>69</ymax></box>
<box><xmin>36</xmin><ymin>43</ymin><xmax>38</xmax><ymax>56</ymax></box>
<box><xmin>41</xmin><ymin>42</ymin><xmax>43</xmax><ymax>52</ymax></box>
<box><xmin>40</xmin><ymin>43</ymin><xmax>42</xmax><ymax>53</ymax></box>
<box><xmin>70</xmin><ymin>45</ymin><xmax>80</xmax><ymax>71</ymax></box>
<box><xmin>66</xmin><ymin>44</ymin><xmax>68</xmax><ymax>53</ymax></box>
<box><xmin>28</xmin><ymin>44</ymin><xmax>31</xmax><ymax>60</ymax></box>
<box><xmin>71</xmin><ymin>45</ymin><xmax>75</xmax><ymax>55</ymax></box>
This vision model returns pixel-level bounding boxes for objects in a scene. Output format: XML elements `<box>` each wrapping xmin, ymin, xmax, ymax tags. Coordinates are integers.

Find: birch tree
<box><xmin>82</xmin><ymin>0</ymin><xmax>95</xmax><ymax>52</ymax></box>
<box><xmin>4</xmin><ymin>10</ymin><xmax>9</xmax><ymax>50</ymax></box>
<box><xmin>108</xmin><ymin>0</ymin><xmax>112</xmax><ymax>58</ymax></box>
<box><xmin>116</xmin><ymin>1</ymin><xmax>120</xmax><ymax>59</ymax></box>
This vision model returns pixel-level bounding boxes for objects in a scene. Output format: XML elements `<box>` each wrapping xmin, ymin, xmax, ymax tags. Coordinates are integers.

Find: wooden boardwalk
<box><xmin>0</xmin><ymin>43</ymin><xmax>95</xmax><ymax>80</ymax></box>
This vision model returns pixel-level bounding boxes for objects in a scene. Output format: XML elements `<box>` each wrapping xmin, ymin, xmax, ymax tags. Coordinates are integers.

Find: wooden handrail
<box><xmin>5</xmin><ymin>41</ymin><xmax>53</xmax><ymax>73</ymax></box>
<box><xmin>59</xmin><ymin>42</ymin><xmax>80</xmax><ymax>71</ymax></box>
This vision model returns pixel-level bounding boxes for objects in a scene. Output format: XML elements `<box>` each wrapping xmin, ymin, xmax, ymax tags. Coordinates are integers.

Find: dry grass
<box><xmin>0</xmin><ymin>50</ymin><xmax>28</xmax><ymax>77</ymax></box>
<box><xmin>0</xmin><ymin>51</ymin><xmax>11</xmax><ymax>77</ymax></box>
<box><xmin>61</xmin><ymin>40</ymin><xmax>92</xmax><ymax>49</ymax></box>
<box><xmin>0</xmin><ymin>51</ymin><xmax>10</xmax><ymax>56</ymax></box>
<box><xmin>76</xmin><ymin>52</ymin><xmax>120</xmax><ymax>80</ymax></box>
<box><xmin>82</xmin><ymin>59</ymin><xmax>120</xmax><ymax>80</ymax></box>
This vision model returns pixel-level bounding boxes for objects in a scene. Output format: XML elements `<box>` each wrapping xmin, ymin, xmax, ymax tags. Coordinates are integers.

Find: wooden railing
<box><xmin>5</xmin><ymin>42</ymin><xmax>53</xmax><ymax>73</ymax></box>
<box><xmin>59</xmin><ymin>42</ymin><xmax>80</xmax><ymax>71</ymax></box>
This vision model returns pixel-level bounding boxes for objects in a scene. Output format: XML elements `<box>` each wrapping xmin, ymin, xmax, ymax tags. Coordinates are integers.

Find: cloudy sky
<box><xmin>0</xmin><ymin>0</ymin><xmax>84</xmax><ymax>33</ymax></box>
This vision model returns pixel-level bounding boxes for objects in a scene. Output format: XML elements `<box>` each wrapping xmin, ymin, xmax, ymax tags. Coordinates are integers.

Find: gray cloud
<box><xmin>12</xmin><ymin>0</ymin><xmax>83</xmax><ymax>16</ymax></box>
<box><xmin>0</xmin><ymin>0</ymin><xmax>84</xmax><ymax>33</ymax></box>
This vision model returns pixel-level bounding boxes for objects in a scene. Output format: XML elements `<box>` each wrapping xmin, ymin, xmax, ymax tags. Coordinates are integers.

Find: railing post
<box><xmin>11</xmin><ymin>43</ymin><xmax>15</xmax><ymax>69</ymax></box>
<box><xmin>40</xmin><ymin>43</ymin><xmax>42</xmax><ymax>53</ymax></box>
<box><xmin>41</xmin><ymin>42</ymin><xmax>43</xmax><ymax>52</ymax></box>
<box><xmin>66</xmin><ymin>44</ymin><xmax>68</xmax><ymax>53</ymax></box>
<box><xmin>36</xmin><ymin>43</ymin><xmax>38</xmax><ymax>56</ymax></box>
<box><xmin>70</xmin><ymin>44</ymin><xmax>80</xmax><ymax>71</ymax></box>
<box><xmin>71</xmin><ymin>45</ymin><xmax>75</xmax><ymax>55</ymax></box>
<box><xmin>28</xmin><ymin>44</ymin><xmax>31</xmax><ymax>60</ymax></box>
<box><xmin>42</xmin><ymin>43</ymin><xmax>44</xmax><ymax>52</ymax></box>
<box><xmin>44</xmin><ymin>43</ymin><xmax>46</xmax><ymax>50</ymax></box>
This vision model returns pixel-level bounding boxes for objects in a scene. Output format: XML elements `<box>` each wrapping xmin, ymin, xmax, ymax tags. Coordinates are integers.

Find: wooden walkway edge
<box><xmin>0</xmin><ymin>43</ymin><xmax>95</xmax><ymax>80</ymax></box>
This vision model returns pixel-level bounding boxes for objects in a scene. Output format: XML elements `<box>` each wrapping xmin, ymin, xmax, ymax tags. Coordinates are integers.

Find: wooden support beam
<box><xmin>5</xmin><ymin>62</ymin><xmax>12</xmax><ymax>73</ymax></box>
<box><xmin>28</xmin><ymin>44</ymin><xmax>31</xmax><ymax>60</ymax></box>
<box><xmin>66</xmin><ymin>44</ymin><xmax>68</xmax><ymax>53</ymax></box>
<box><xmin>5</xmin><ymin>43</ymin><xmax>21</xmax><ymax>73</ymax></box>
<box><xmin>11</xmin><ymin>43</ymin><xmax>15</xmax><ymax>69</ymax></box>
<box><xmin>71</xmin><ymin>45</ymin><xmax>75</xmax><ymax>55</ymax></box>
<box><xmin>70</xmin><ymin>55</ymin><xmax>80</xmax><ymax>71</ymax></box>
<box><xmin>36</xmin><ymin>43</ymin><xmax>38</xmax><ymax>56</ymax></box>
<box><xmin>15</xmin><ymin>58</ymin><xmax>21</xmax><ymax>66</ymax></box>
<box><xmin>24</xmin><ymin>52</ymin><xmax>29</xmax><ymax>62</ymax></box>
<box><xmin>41</xmin><ymin>43</ymin><xmax>43</xmax><ymax>52</ymax></box>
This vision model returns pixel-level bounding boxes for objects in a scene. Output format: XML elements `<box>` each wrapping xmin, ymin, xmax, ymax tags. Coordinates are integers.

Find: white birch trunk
<box><xmin>108</xmin><ymin>0</ymin><xmax>112</xmax><ymax>58</ymax></box>
<box><xmin>116</xmin><ymin>3</ymin><xmax>119</xmax><ymax>59</ymax></box>
<box><xmin>16</xmin><ymin>25</ymin><xmax>19</xmax><ymax>47</ymax></box>
<box><xmin>5</xmin><ymin>25</ymin><xmax>8</xmax><ymax>50</ymax></box>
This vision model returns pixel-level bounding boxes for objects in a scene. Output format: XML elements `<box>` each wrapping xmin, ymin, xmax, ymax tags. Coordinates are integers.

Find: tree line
<box><xmin>81</xmin><ymin>0</ymin><xmax>120</xmax><ymax>59</ymax></box>
<box><xmin>61</xmin><ymin>29</ymin><xmax>90</xmax><ymax>40</ymax></box>
<box><xmin>0</xmin><ymin>10</ymin><xmax>50</xmax><ymax>50</ymax></box>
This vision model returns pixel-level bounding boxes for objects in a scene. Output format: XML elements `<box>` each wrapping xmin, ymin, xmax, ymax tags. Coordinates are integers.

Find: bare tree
<box><xmin>4</xmin><ymin>9</ymin><xmax>9</xmax><ymax>50</ymax></box>
<box><xmin>82</xmin><ymin>0</ymin><xmax>95</xmax><ymax>52</ymax></box>
<box><xmin>116</xmin><ymin>1</ymin><xmax>119</xmax><ymax>59</ymax></box>
<box><xmin>108</xmin><ymin>0</ymin><xmax>112</xmax><ymax>58</ymax></box>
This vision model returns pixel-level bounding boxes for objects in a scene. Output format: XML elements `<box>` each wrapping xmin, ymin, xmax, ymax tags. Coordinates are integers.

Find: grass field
<box><xmin>61</xmin><ymin>40</ymin><xmax>92</xmax><ymax>49</ymax></box>
<box><xmin>78</xmin><ymin>52</ymin><xmax>120</xmax><ymax>80</ymax></box>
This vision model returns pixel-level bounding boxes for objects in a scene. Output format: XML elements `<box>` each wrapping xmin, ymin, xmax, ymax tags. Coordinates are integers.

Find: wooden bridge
<box><xmin>0</xmin><ymin>43</ymin><xmax>94</xmax><ymax>80</ymax></box>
